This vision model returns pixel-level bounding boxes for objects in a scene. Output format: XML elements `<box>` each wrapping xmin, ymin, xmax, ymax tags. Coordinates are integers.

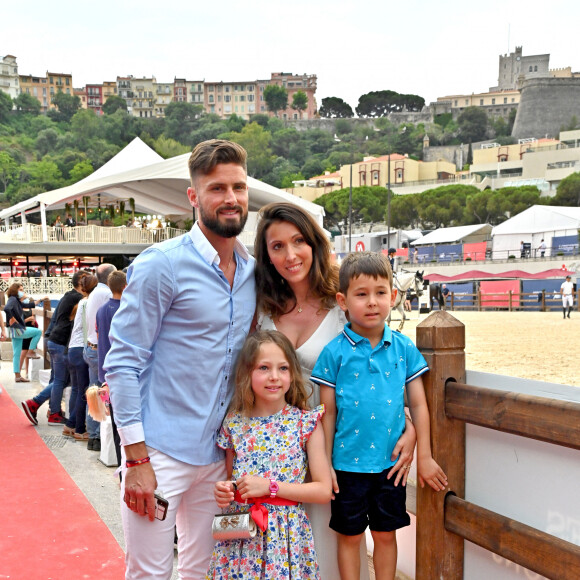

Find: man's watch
<box><xmin>269</xmin><ymin>479</ymin><xmax>279</xmax><ymax>498</ymax></box>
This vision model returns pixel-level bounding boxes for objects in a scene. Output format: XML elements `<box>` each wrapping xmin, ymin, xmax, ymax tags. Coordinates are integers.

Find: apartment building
<box><xmin>286</xmin><ymin>155</ymin><xmax>457</xmax><ymax>201</ymax></box>
<box><xmin>74</xmin><ymin>87</ymin><xmax>87</xmax><ymax>109</ymax></box>
<box><xmin>434</xmin><ymin>88</ymin><xmax>520</xmax><ymax>120</ymax></box>
<box><xmin>47</xmin><ymin>72</ymin><xmax>73</xmax><ymax>108</ymax></box>
<box><xmin>469</xmin><ymin>130</ymin><xmax>580</xmax><ymax>192</ymax></box>
<box><xmin>187</xmin><ymin>80</ymin><xmax>204</xmax><ymax>105</ymax></box>
<box><xmin>86</xmin><ymin>84</ymin><xmax>103</xmax><ymax>115</ymax></box>
<box><xmin>103</xmin><ymin>81</ymin><xmax>117</xmax><ymax>104</ymax></box>
<box><xmin>204</xmin><ymin>81</ymin><xmax>258</xmax><ymax>119</ymax></box>
<box><xmin>117</xmin><ymin>76</ymin><xmax>134</xmax><ymax>114</ymax></box>
<box><xmin>0</xmin><ymin>54</ymin><xmax>19</xmax><ymax>99</ymax></box>
<box><xmin>132</xmin><ymin>77</ymin><xmax>156</xmax><ymax>118</ymax></box>
<box><xmin>155</xmin><ymin>80</ymin><xmax>173</xmax><ymax>117</ymax></box>
<box><xmin>19</xmin><ymin>74</ymin><xmax>49</xmax><ymax>111</ymax></box>
<box><xmin>266</xmin><ymin>72</ymin><xmax>317</xmax><ymax>120</ymax></box>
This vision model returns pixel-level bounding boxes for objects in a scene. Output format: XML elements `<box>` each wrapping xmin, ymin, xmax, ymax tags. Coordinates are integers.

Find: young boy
<box><xmin>311</xmin><ymin>252</ymin><xmax>447</xmax><ymax>580</ymax></box>
<box><xmin>96</xmin><ymin>270</ymin><xmax>127</xmax><ymax>466</ymax></box>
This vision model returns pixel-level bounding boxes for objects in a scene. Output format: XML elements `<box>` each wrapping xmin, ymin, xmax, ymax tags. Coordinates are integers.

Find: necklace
<box><xmin>222</xmin><ymin>253</ymin><xmax>234</xmax><ymax>272</ymax></box>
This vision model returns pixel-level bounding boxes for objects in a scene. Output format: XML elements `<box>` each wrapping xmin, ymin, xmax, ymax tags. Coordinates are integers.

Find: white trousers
<box><xmin>121</xmin><ymin>447</ymin><xmax>225</xmax><ymax>580</ymax></box>
<box><xmin>563</xmin><ymin>294</ymin><xmax>573</xmax><ymax>308</ymax></box>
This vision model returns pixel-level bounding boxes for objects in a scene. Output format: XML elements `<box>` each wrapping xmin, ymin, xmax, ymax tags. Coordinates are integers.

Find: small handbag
<box><xmin>212</xmin><ymin>510</ymin><xmax>257</xmax><ymax>541</ymax></box>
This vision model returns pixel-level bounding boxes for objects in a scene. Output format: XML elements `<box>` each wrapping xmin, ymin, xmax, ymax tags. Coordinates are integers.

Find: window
<box><xmin>247</xmin><ymin>85</ymin><xmax>254</xmax><ymax>91</ymax></box>
<box><xmin>454</xmin><ymin>100</ymin><xmax>458</xmax><ymax>106</ymax></box>
<box><xmin>491</xmin><ymin>98</ymin><xmax>496</xmax><ymax>105</ymax></box>
<box><xmin>239</xmin><ymin>95</ymin><xmax>245</xmax><ymax>102</ymax></box>
<box><xmin>225</xmin><ymin>86</ymin><xmax>230</xmax><ymax>92</ymax></box>
<box><xmin>534</xmin><ymin>65</ymin><xmax>538</xmax><ymax>72</ymax></box>
<box><xmin>248</xmin><ymin>94</ymin><xmax>254</xmax><ymax>102</ymax></box>
<box><xmin>480</xmin><ymin>99</ymin><xmax>484</xmax><ymax>105</ymax></box>
<box><xmin>504</xmin><ymin>97</ymin><xmax>507</xmax><ymax>104</ymax></box>
<box><xmin>293</xmin><ymin>113</ymin><xmax>298</xmax><ymax>119</ymax></box>
<box><xmin>529</xmin><ymin>66</ymin><xmax>533</xmax><ymax>72</ymax></box>
<box><xmin>209</xmin><ymin>94</ymin><xmax>214</xmax><ymax>103</ymax></box>
<box><xmin>66</xmin><ymin>78</ymin><xmax>70</xmax><ymax>85</ymax></box>
<box><xmin>465</xmin><ymin>99</ymin><xmax>468</xmax><ymax>105</ymax></box>
<box><xmin>208</xmin><ymin>85</ymin><xmax>214</xmax><ymax>92</ymax></box>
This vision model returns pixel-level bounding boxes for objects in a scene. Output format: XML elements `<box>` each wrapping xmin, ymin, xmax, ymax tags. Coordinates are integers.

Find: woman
<box><xmin>19</xmin><ymin>290</ymin><xmax>48</xmax><ymax>377</ymax></box>
<box><xmin>4</xmin><ymin>283</ymin><xmax>43</xmax><ymax>383</ymax></box>
<box><xmin>64</xmin><ymin>273</ymin><xmax>97</xmax><ymax>440</ymax></box>
<box><xmin>254</xmin><ymin>203</ymin><xmax>416</xmax><ymax>580</ymax></box>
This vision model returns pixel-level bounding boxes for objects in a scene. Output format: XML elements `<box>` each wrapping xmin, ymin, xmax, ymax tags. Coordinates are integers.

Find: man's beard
<box><xmin>198</xmin><ymin>204</ymin><xmax>248</xmax><ymax>238</ymax></box>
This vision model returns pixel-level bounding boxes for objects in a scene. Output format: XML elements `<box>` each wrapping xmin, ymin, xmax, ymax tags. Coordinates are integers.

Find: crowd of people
<box><xmin>19</xmin><ymin>264</ymin><xmax>126</xmax><ymax>459</ymax></box>
<box><xmin>15</xmin><ymin>139</ymin><xmax>448</xmax><ymax>580</ymax></box>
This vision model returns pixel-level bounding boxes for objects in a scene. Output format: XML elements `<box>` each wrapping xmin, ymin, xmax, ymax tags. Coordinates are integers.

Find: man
<box><xmin>560</xmin><ymin>275</ymin><xmax>574</xmax><ymax>319</ymax></box>
<box><xmin>538</xmin><ymin>239</ymin><xmax>547</xmax><ymax>258</ymax></box>
<box><xmin>65</xmin><ymin>213</ymin><xmax>76</xmax><ymax>227</ymax></box>
<box><xmin>21</xmin><ymin>271</ymin><xmax>86</xmax><ymax>426</ymax></box>
<box><xmin>84</xmin><ymin>262</ymin><xmax>116</xmax><ymax>452</ymax></box>
<box><xmin>388</xmin><ymin>248</ymin><xmax>397</xmax><ymax>272</ymax></box>
<box><xmin>105</xmin><ymin>140</ymin><xmax>255</xmax><ymax>579</ymax></box>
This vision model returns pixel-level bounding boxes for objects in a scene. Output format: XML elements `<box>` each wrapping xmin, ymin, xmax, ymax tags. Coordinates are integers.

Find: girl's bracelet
<box><xmin>126</xmin><ymin>456</ymin><xmax>151</xmax><ymax>468</ymax></box>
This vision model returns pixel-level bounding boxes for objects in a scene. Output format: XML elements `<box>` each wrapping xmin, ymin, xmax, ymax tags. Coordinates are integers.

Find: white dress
<box><xmin>258</xmin><ymin>306</ymin><xmax>371</xmax><ymax>580</ymax></box>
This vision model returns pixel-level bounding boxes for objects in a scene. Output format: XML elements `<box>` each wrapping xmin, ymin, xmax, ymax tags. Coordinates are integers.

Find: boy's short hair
<box><xmin>187</xmin><ymin>139</ymin><xmax>247</xmax><ymax>186</ymax></box>
<box><xmin>339</xmin><ymin>252</ymin><xmax>393</xmax><ymax>294</ymax></box>
<box><xmin>108</xmin><ymin>270</ymin><xmax>127</xmax><ymax>294</ymax></box>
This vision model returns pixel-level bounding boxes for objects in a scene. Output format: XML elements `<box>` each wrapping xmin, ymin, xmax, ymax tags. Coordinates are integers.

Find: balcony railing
<box><xmin>0</xmin><ymin>224</ymin><xmax>188</xmax><ymax>245</ymax></box>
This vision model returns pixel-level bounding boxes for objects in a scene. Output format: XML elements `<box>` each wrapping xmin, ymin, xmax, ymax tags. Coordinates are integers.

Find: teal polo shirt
<box><xmin>311</xmin><ymin>323</ymin><xmax>428</xmax><ymax>473</ymax></box>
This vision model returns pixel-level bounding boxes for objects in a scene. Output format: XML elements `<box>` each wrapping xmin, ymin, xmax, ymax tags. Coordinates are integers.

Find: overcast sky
<box><xmin>4</xmin><ymin>0</ymin><xmax>578</xmax><ymax>110</ymax></box>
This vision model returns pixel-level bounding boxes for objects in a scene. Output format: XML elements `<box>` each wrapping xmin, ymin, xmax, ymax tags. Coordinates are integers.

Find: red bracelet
<box><xmin>126</xmin><ymin>456</ymin><xmax>151</xmax><ymax>468</ymax></box>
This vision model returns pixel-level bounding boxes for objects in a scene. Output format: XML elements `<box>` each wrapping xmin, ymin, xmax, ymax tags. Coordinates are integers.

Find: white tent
<box><xmin>0</xmin><ymin>137</ymin><xmax>325</xmax><ymax>235</ymax></box>
<box><xmin>411</xmin><ymin>224</ymin><xmax>492</xmax><ymax>246</ymax></box>
<box><xmin>491</xmin><ymin>205</ymin><xmax>580</xmax><ymax>259</ymax></box>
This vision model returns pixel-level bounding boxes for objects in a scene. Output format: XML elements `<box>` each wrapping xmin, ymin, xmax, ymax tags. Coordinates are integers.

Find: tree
<box><xmin>263</xmin><ymin>85</ymin><xmax>288</xmax><ymax>117</ymax></box>
<box><xmin>314</xmin><ymin>186</ymin><xmax>389</xmax><ymax>231</ymax></box>
<box><xmin>318</xmin><ymin>97</ymin><xmax>354</xmax><ymax>118</ymax></box>
<box><xmin>69</xmin><ymin>160</ymin><xmax>94</xmax><ymax>183</ymax></box>
<box><xmin>553</xmin><ymin>172</ymin><xmax>580</xmax><ymax>206</ymax></box>
<box><xmin>102</xmin><ymin>94</ymin><xmax>128</xmax><ymax>115</ymax></box>
<box><xmin>21</xmin><ymin>160</ymin><xmax>63</xmax><ymax>191</ymax></box>
<box><xmin>49</xmin><ymin>92</ymin><xmax>81</xmax><ymax>123</ymax></box>
<box><xmin>227</xmin><ymin>122</ymin><xmax>273</xmax><ymax>177</ymax></box>
<box><xmin>13</xmin><ymin>92</ymin><xmax>41</xmax><ymax>116</ymax></box>
<box><xmin>152</xmin><ymin>135</ymin><xmax>190</xmax><ymax>158</ymax></box>
<box><xmin>355</xmin><ymin>90</ymin><xmax>424</xmax><ymax>117</ymax></box>
<box><xmin>457</xmin><ymin>107</ymin><xmax>488</xmax><ymax>143</ymax></box>
<box><xmin>291</xmin><ymin>91</ymin><xmax>308</xmax><ymax>119</ymax></box>
<box><xmin>164</xmin><ymin>101</ymin><xmax>203</xmax><ymax>144</ymax></box>
<box><xmin>0</xmin><ymin>91</ymin><xmax>12</xmax><ymax>123</ymax></box>
<box><xmin>0</xmin><ymin>151</ymin><xmax>18</xmax><ymax>193</ymax></box>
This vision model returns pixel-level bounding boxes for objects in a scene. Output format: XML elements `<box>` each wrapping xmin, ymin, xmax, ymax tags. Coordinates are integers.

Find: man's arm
<box><xmin>106</xmin><ymin>249</ymin><xmax>175</xmax><ymax>520</ymax></box>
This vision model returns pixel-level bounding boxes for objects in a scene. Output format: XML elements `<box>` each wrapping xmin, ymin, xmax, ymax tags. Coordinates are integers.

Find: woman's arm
<box><xmin>235</xmin><ymin>424</ymin><xmax>332</xmax><ymax>504</ymax></box>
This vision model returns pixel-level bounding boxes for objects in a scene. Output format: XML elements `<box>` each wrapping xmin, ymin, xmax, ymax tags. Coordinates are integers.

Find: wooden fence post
<box><xmin>415</xmin><ymin>310</ymin><xmax>466</xmax><ymax>579</ymax></box>
<box><xmin>541</xmin><ymin>289</ymin><xmax>546</xmax><ymax>312</ymax></box>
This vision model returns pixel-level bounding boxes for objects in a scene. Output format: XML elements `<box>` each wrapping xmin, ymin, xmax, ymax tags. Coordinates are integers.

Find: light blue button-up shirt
<box><xmin>105</xmin><ymin>223</ymin><xmax>256</xmax><ymax>466</ymax></box>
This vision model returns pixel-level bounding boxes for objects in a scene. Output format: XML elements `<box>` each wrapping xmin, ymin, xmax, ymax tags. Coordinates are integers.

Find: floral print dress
<box><xmin>206</xmin><ymin>404</ymin><xmax>325</xmax><ymax>580</ymax></box>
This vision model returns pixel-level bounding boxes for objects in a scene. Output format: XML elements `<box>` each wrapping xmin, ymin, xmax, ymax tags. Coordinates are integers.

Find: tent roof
<box><xmin>491</xmin><ymin>205</ymin><xmax>580</xmax><ymax>236</ymax></box>
<box><xmin>0</xmin><ymin>139</ymin><xmax>325</xmax><ymax>223</ymax></box>
<box><xmin>411</xmin><ymin>224</ymin><xmax>492</xmax><ymax>246</ymax></box>
<box><xmin>425</xmin><ymin>268</ymin><xmax>573</xmax><ymax>282</ymax></box>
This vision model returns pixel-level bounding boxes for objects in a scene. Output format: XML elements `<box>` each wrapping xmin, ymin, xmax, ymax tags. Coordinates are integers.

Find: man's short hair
<box><xmin>108</xmin><ymin>270</ymin><xmax>127</xmax><ymax>294</ymax></box>
<box><xmin>97</xmin><ymin>263</ymin><xmax>116</xmax><ymax>284</ymax></box>
<box><xmin>188</xmin><ymin>139</ymin><xmax>247</xmax><ymax>186</ymax></box>
<box><xmin>339</xmin><ymin>252</ymin><xmax>393</xmax><ymax>294</ymax></box>
<box><xmin>71</xmin><ymin>270</ymin><xmax>88</xmax><ymax>288</ymax></box>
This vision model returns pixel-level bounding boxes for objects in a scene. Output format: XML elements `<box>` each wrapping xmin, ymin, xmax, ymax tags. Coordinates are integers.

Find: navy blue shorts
<box><xmin>330</xmin><ymin>469</ymin><xmax>410</xmax><ymax>536</ymax></box>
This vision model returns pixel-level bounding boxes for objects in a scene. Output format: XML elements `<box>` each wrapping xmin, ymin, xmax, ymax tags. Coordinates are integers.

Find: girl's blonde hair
<box><xmin>230</xmin><ymin>330</ymin><xmax>311</xmax><ymax>415</ymax></box>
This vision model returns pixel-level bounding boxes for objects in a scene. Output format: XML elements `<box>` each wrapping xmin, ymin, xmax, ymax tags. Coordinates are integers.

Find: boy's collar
<box><xmin>343</xmin><ymin>322</ymin><xmax>393</xmax><ymax>346</ymax></box>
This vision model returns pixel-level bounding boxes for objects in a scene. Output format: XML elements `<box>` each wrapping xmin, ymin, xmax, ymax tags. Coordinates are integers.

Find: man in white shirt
<box><xmin>84</xmin><ymin>262</ymin><xmax>116</xmax><ymax>450</ymax></box>
<box><xmin>560</xmin><ymin>275</ymin><xmax>574</xmax><ymax>319</ymax></box>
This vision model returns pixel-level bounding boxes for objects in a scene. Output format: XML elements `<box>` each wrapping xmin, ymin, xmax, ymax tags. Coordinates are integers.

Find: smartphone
<box><xmin>154</xmin><ymin>493</ymin><xmax>169</xmax><ymax>521</ymax></box>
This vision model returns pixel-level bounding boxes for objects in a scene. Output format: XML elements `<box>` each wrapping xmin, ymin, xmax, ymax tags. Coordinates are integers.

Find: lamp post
<box><xmin>387</xmin><ymin>152</ymin><xmax>391</xmax><ymax>250</ymax></box>
<box><xmin>348</xmin><ymin>161</ymin><xmax>353</xmax><ymax>252</ymax></box>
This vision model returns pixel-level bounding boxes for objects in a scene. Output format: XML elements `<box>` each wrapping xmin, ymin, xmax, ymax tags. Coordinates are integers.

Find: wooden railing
<box><xmin>442</xmin><ymin>289</ymin><xmax>579</xmax><ymax>312</ymax></box>
<box><xmin>415</xmin><ymin>311</ymin><xmax>580</xmax><ymax>579</ymax></box>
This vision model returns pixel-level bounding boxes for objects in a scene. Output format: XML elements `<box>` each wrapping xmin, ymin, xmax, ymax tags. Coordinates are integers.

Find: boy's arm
<box><xmin>319</xmin><ymin>384</ymin><xmax>339</xmax><ymax>496</ymax></box>
<box><xmin>406</xmin><ymin>376</ymin><xmax>448</xmax><ymax>491</ymax></box>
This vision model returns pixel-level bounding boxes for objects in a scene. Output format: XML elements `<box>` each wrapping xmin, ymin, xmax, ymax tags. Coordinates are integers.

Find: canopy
<box><xmin>491</xmin><ymin>205</ymin><xmax>580</xmax><ymax>259</ymax></box>
<box><xmin>0</xmin><ymin>138</ymin><xmax>325</xmax><ymax>226</ymax></box>
<box><xmin>411</xmin><ymin>224</ymin><xmax>492</xmax><ymax>246</ymax></box>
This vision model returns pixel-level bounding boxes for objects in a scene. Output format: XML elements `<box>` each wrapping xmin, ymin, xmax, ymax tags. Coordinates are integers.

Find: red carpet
<box><xmin>0</xmin><ymin>389</ymin><xmax>126</xmax><ymax>579</ymax></box>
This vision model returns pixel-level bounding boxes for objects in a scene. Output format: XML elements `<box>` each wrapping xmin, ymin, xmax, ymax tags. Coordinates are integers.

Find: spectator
<box><xmin>83</xmin><ymin>263</ymin><xmax>116</xmax><ymax>451</ymax></box>
<box><xmin>538</xmin><ymin>239</ymin><xmax>547</xmax><ymax>258</ymax></box>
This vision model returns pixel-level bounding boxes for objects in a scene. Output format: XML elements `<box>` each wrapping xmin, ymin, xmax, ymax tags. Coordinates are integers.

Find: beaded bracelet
<box><xmin>126</xmin><ymin>456</ymin><xmax>151</xmax><ymax>468</ymax></box>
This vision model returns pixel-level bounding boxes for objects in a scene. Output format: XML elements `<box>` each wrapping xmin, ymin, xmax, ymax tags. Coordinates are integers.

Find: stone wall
<box><xmin>512</xmin><ymin>78</ymin><xmax>580</xmax><ymax>139</ymax></box>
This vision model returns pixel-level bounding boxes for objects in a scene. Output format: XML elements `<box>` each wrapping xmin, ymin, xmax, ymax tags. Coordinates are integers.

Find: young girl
<box><xmin>206</xmin><ymin>330</ymin><xmax>332</xmax><ymax>580</ymax></box>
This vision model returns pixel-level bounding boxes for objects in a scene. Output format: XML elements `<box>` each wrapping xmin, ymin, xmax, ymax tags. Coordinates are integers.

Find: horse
<box><xmin>388</xmin><ymin>270</ymin><xmax>425</xmax><ymax>332</ymax></box>
<box><xmin>429</xmin><ymin>283</ymin><xmax>447</xmax><ymax>311</ymax></box>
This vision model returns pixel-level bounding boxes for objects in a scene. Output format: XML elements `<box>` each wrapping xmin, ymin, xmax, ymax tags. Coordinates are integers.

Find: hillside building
<box><xmin>18</xmin><ymin>74</ymin><xmax>49</xmax><ymax>111</ymax></box>
<box><xmin>0</xmin><ymin>55</ymin><xmax>19</xmax><ymax>100</ymax></box>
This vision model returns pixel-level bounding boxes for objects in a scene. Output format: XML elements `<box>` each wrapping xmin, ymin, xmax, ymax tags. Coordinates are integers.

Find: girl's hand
<box><xmin>387</xmin><ymin>420</ymin><xmax>416</xmax><ymax>486</ymax></box>
<box><xmin>417</xmin><ymin>456</ymin><xmax>448</xmax><ymax>491</ymax></box>
<box><xmin>214</xmin><ymin>481</ymin><xmax>235</xmax><ymax>508</ymax></box>
<box><xmin>235</xmin><ymin>475</ymin><xmax>269</xmax><ymax>500</ymax></box>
